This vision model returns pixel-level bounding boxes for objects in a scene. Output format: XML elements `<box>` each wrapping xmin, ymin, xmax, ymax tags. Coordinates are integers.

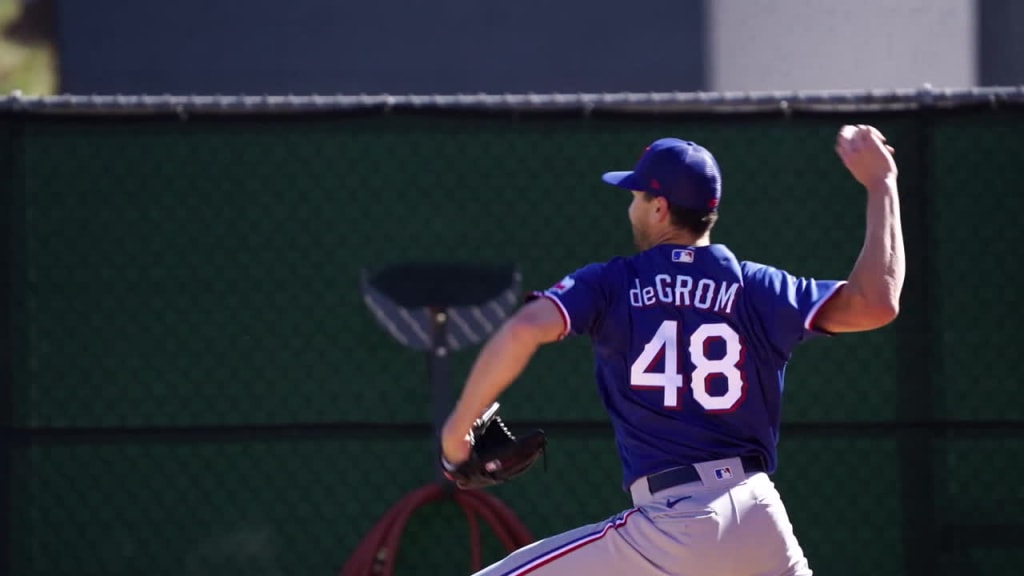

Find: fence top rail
<box><xmin>1</xmin><ymin>85</ymin><xmax>1023</xmax><ymax>116</ymax></box>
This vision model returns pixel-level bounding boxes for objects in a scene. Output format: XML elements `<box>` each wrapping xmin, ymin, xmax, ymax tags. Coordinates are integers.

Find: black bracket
<box><xmin>360</xmin><ymin>262</ymin><xmax>522</xmax><ymax>482</ymax></box>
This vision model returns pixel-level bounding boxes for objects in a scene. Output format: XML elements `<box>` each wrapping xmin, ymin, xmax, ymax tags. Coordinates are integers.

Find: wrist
<box><xmin>442</xmin><ymin>413</ymin><xmax>472</xmax><ymax>443</ymax></box>
<box><xmin>440</xmin><ymin>453</ymin><xmax>459</xmax><ymax>471</ymax></box>
<box><xmin>444</xmin><ymin>398</ymin><xmax>492</xmax><ymax>439</ymax></box>
<box><xmin>865</xmin><ymin>174</ymin><xmax>898</xmax><ymax>195</ymax></box>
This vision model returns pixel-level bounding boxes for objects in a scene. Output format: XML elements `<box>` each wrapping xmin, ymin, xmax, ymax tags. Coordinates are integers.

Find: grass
<box><xmin>0</xmin><ymin>0</ymin><xmax>58</xmax><ymax>96</ymax></box>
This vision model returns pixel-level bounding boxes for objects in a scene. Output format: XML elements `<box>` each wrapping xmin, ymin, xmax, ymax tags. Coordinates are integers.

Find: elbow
<box><xmin>879</xmin><ymin>292</ymin><xmax>901</xmax><ymax>322</ymax></box>
<box><xmin>816</xmin><ymin>288</ymin><xmax>900</xmax><ymax>333</ymax></box>
<box><xmin>853</xmin><ymin>283</ymin><xmax>901</xmax><ymax>327</ymax></box>
<box><xmin>865</xmin><ymin>300</ymin><xmax>900</xmax><ymax>328</ymax></box>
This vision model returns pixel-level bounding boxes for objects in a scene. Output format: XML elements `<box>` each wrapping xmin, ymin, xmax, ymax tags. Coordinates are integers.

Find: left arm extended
<box><xmin>440</xmin><ymin>297</ymin><xmax>565</xmax><ymax>464</ymax></box>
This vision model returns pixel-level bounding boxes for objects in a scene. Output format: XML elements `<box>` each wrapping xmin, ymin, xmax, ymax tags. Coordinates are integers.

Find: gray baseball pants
<box><xmin>471</xmin><ymin>457</ymin><xmax>812</xmax><ymax>576</ymax></box>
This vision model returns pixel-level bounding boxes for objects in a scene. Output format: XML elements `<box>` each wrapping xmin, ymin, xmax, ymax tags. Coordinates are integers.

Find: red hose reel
<box><xmin>339</xmin><ymin>484</ymin><xmax>534</xmax><ymax>576</ymax></box>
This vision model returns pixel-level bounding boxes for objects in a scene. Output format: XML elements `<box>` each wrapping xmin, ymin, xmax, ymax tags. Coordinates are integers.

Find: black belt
<box><xmin>646</xmin><ymin>455</ymin><xmax>767</xmax><ymax>495</ymax></box>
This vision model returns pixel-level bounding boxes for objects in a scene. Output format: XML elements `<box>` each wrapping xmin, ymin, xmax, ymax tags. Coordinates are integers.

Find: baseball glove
<box><xmin>440</xmin><ymin>402</ymin><xmax>547</xmax><ymax>490</ymax></box>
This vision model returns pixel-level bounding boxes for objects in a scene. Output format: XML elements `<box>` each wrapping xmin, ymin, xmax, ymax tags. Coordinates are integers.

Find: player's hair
<box><xmin>643</xmin><ymin>192</ymin><xmax>719</xmax><ymax>236</ymax></box>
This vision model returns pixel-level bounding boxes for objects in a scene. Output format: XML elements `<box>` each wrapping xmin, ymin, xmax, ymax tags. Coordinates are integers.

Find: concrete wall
<box><xmin>707</xmin><ymin>0</ymin><xmax>977</xmax><ymax>92</ymax></box>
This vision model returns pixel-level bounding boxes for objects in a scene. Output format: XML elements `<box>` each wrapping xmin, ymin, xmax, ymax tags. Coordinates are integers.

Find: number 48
<box><xmin>630</xmin><ymin>320</ymin><xmax>746</xmax><ymax>412</ymax></box>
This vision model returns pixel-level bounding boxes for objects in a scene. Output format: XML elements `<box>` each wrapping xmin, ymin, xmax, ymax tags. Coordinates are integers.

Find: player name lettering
<box><xmin>629</xmin><ymin>275</ymin><xmax>739</xmax><ymax>314</ymax></box>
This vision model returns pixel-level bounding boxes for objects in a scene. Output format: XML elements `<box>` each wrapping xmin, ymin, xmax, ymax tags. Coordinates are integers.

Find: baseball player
<box><xmin>441</xmin><ymin>125</ymin><xmax>904</xmax><ymax>575</ymax></box>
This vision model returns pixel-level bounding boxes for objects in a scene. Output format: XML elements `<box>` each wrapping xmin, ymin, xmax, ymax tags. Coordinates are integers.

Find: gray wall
<box><xmin>979</xmin><ymin>0</ymin><xmax>1024</xmax><ymax>85</ymax></box>
<box><xmin>51</xmin><ymin>0</ymin><xmax>1024</xmax><ymax>95</ymax></box>
<box><xmin>56</xmin><ymin>0</ymin><xmax>706</xmax><ymax>94</ymax></box>
<box><xmin>708</xmin><ymin>0</ymin><xmax>977</xmax><ymax>91</ymax></box>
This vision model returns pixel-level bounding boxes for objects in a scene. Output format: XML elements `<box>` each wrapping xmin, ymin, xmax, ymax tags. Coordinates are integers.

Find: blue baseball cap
<box><xmin>601</xmin><ymin>138</ymin><xmax>722</xmax><ymax>211</ymax></box>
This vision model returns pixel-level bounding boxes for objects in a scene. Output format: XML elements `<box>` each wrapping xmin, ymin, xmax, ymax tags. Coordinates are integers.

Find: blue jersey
<box><xmin>531</xmin><ymin>244</ymin><xmax>844</xmax><ymax>491</ymax></box>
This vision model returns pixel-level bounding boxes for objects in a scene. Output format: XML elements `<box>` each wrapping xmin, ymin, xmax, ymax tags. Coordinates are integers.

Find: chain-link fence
<box><xmin>2</xmin><ymin>89</ymin><xmax>1023</xmax><ymax>576</ymax></box>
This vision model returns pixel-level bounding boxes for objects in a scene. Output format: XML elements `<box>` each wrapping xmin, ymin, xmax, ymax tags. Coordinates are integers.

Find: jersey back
<box><xmin>532</xmin><ymin>244</ymin><xmax>843</xmax><ymax>490</ymax></box>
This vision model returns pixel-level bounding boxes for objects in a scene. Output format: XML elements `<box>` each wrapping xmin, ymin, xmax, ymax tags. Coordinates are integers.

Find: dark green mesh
<box><xmin>3</xmin><ymin>109</ymin><xmax>1022</xmax><ymax>576</ymax></box>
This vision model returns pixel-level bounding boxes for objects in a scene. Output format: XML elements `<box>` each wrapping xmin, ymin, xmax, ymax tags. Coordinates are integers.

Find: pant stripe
<box><xmin>500</xmin><ymin>509</ymin><xmax>638</xmax><ymax>576</ymax></box>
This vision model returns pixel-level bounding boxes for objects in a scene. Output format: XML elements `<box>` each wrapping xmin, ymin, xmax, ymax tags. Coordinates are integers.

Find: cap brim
<box><xmin>601</xmin><ymin>171</ymin><xmax>640</xmax><ymax>190</ymax></box>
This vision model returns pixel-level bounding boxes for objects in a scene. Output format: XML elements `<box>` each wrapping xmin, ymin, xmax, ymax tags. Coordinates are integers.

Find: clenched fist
<box><xmin>835</xmin><ymin>124</ymin><xmax>898</xmax><ymax>190</ymax></box>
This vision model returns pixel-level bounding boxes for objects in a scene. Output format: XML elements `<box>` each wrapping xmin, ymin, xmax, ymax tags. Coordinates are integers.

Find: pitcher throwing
<box><xmin>441</xmin><ymin>125</ymin><xmax>904</xmax><ymax>575</ymax></box>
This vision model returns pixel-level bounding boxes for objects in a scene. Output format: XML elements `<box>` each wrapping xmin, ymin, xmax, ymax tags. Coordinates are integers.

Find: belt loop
<box><xmin>630</xmin><ymin>475</ymin><xmax>656</xmax><ymax>506</ymax></box>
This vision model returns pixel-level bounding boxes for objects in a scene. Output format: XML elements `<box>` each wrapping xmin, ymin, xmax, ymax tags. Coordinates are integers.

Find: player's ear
<box><xmin>655</xmin><ymin>197</ymin><xmax>671</xmax><ymax>221</ymax></box>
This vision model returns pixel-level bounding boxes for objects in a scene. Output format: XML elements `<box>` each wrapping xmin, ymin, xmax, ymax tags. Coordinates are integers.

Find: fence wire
<box><xmin>2</xmin><ymin>91</ymin><xmax>1023</xmax><ymax>576</ymax></box>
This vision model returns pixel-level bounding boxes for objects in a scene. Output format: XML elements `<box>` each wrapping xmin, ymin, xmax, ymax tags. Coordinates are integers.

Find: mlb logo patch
<box><xmin>549</xmin><ymin>276</ymin><xmax>575</xmax><ymax>294</ymax></box>
<box><xmin>671</xmin><ymin>249</ymin><xmax>694</xmax><ymax>263</ymax></box>
<box><xmin>714</xmin><ymin>467</ymin><xmax>733</xmax><ymax>480</ymax></box>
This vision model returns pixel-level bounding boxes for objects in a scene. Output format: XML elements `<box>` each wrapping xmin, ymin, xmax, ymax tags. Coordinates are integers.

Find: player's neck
<box><xmin>652</xmin><ymin>228</ymin><xmax>711</xmax><ymax>248</ymax></box>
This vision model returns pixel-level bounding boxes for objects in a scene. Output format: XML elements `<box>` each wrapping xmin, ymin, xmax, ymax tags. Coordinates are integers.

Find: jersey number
<box><xmin>630</xmin><ymin>321</ymin><xmax>746</xmax><ymax>412</ymax></box>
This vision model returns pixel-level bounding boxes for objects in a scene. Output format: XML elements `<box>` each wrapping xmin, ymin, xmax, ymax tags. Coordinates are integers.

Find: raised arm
<box><xmin>814</xmin><ymin>125</ymin><xmax>905</xmax><ymax>333</ymax></box>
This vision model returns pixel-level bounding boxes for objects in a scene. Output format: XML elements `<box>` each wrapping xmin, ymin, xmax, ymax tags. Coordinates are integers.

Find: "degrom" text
<box><xmin>628</xmin><ymin>275</ymin><xmax>739</xmax><ymax>314</ymax></box>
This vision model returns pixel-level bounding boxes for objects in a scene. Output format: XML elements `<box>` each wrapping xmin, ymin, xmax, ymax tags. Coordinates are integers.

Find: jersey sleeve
<box><xmin>526</xmin><ymin>262</ymin><xmax>608</xmax><ymax>339</ymax></box>
<box><xmin>741</xmin><ymin>261</ymin><xmax>846</xmax><ymax>353</ymax></box>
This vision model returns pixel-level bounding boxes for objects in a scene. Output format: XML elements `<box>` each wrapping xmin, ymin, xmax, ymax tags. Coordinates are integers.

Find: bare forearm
<box><xmin>443</xmin><ymin>322</ymin><xmax>542</xmax><ymax>436</ymax></box>
<box><xmin>846</xmin><ymin>177</ymin><xmax>905</xmax><ymax>313</ymax></box>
